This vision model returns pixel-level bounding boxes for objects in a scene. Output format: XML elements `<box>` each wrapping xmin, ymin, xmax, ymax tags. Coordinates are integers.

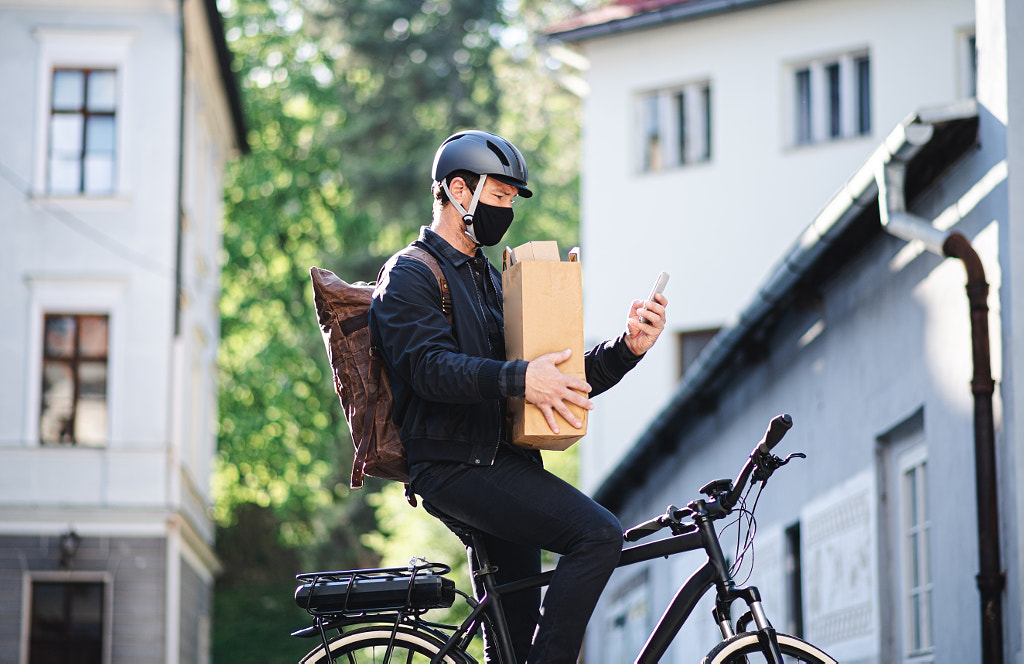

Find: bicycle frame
<box><xmin>433</xmin><ymin>498</ymin><xmax>785</xmax><ymax>664</ymax></box>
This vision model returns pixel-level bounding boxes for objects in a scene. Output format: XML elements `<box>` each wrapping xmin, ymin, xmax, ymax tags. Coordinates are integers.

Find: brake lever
<box><xmin>752</xmin><ymin>452</ymin><xmax>807</xmax><ymax>483</ymax></box>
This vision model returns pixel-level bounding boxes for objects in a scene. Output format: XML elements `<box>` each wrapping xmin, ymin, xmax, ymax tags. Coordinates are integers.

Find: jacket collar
<box><xmin>419</xmin><ymin>226</ymin><xmax>484</xmax><ymax>268</ymax></box>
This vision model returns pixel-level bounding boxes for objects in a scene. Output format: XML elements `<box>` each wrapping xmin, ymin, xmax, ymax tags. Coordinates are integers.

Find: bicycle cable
<box><xmin>724</xmin><ymin>480</ymin><xmax>766</xmax><ymax>585</ymax></box>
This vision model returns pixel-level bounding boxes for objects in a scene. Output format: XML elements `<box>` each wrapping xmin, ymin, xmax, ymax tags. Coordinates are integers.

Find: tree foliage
<box><xmin>214</xmin><ymin>0</ymin><xmax>595</xmax><ymax>660</ymax></box>
<box><xmin>216</xmin><ymin>0</ymin><xmax>588</xmax><ymax>566</ymax></box>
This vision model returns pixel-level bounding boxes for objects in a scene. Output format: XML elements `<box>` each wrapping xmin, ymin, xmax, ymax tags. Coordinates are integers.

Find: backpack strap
<box><xmin>358</xmin><ymin>245</ymin><xmax>451</xmax><ymax>504</ymax></box>
<box><xmin>400</xmin><ymin>245</ymin><xmax>452</xmax><ymax>318</ymax></box>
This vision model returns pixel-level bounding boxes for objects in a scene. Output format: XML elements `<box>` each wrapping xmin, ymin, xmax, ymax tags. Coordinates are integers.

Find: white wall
<box><xmin>571</xmin><ymin>0</ymin><xmax>976</xmax><ymax>492</ymax></box>
<box><xmin>588</xmin><ymin>140</ymin><xmax>999</xmax><ymax>660</ymax></box>
<box><xmin>0</xmin><ymin>0</ymin><xmax>234</xmax><ymax>547</ymax></box>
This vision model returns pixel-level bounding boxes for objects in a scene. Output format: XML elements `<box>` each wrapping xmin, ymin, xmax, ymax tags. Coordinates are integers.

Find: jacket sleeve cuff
<box><xmin>614</xmin><ymin>333</ymin><xmax>645</xmax><ymax>368</ymax></box>
<box><xmin>498</xmin><ymin>359</ymin><xmax>528</xmax><ymax>398</ymax></box>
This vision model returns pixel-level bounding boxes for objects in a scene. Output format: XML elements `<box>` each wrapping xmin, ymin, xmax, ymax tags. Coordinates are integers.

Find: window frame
<box><xmin>786</xmin><ymin>49</ymin><xmax>871</xmax><ymax>147</ymax></box>
<box><xmin>957</xmin><ymin>27</ymin><xmax>978</xmax><ymax>99</ymax></box>
<box><xmin>39</xmin><ymin>313</ymin><xmax>111</xmax><ymax>446</ymax></box>
<box><xmin>635</xmin><ymin>79</ymin><xmax>713</xmax><ymax>173</ymax></box>
<box><xmin>31</xmin><ymin>28</ymin><xmax>135</xmax><ymax>201</ymax></box>
<box><xmin>20</xmin><ymin>571</ymin><xmax>114</xmax><ymax>664</ymax></box>
<box><xmin>601</xmin><ymin>570</ymin><xmax>651</xmax><ymax>664</ymax></box>
<box><xmin>897</xmin><ymin>443</ymin><xmax>934</xmax><ymax>662</ymax></box>
<box><xmin>23</xmin><ymin>277</ymin><xmax>127</xmax><ymax>448</ymax></box>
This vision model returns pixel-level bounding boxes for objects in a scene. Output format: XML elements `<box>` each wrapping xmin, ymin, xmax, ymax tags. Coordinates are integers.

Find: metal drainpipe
<box><xmin>174</xmin><ymin>0</ymin><xmax>187</xmax><ymax>337</ymax></box>
<box><xmin>878</xmin><ymin>154</ymin><xmax>1004</xmax><ymax>664</ymax></box>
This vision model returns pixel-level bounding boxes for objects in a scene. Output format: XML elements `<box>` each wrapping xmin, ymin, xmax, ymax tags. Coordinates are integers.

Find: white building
<box><xmin>549</xmin><ymin>0</ymin><xmax>1024</xmax><ymax>662</ymax></box>
<box><xmin>549</xmin><ymin>0</ymin><xmax>977</xmax><ymax>491</ymax></box>
<box><xmin>0</xmin><ymin>0</ymin><xmax>245</xmax><ymax>661</ymax></box>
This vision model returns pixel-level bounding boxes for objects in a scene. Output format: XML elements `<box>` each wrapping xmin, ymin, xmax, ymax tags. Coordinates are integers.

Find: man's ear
<box><xmin>447</xmin><ymin>176</ymin><xmax>466</xmax><ymax>199</ymax></box>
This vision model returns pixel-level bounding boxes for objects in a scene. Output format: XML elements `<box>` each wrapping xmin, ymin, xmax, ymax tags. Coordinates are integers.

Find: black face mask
<box><xmin>467</xmin><ymin>202</ymin><xmax>514</xmax><ymax>246</ymax></box>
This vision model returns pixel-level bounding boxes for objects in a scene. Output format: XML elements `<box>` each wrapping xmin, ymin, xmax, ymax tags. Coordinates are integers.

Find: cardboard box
<box><xmin>503</xmin><ymin>242</ymin><xmax>586</xmax><ymax>450</ymax></box>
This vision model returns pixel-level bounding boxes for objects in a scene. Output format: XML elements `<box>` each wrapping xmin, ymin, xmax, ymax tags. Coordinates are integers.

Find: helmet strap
<box><xmin>442</xmin><ymin>174</ymin><xmax>488</xmax><ymax>244</ymax></box>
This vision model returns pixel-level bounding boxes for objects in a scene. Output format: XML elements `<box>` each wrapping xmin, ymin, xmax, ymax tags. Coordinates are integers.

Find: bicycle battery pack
<box><xmin>295</xmin><ymin>571</ymin><xmax>455</xmax><ymax>614</ymax></box>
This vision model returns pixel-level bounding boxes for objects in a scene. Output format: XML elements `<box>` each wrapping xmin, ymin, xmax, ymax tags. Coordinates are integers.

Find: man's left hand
<box><xmin>624</xmin><ymin>293</ymin><xmax>668</xmax><ymax>356</ymax></box>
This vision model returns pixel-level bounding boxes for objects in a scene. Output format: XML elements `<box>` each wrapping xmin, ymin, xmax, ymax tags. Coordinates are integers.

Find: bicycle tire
<box><xmin>701</xmin><ymin>631</ymin><xmax>837</xmax><ymax>663</ymax></box>
<box><xmin>299</xmin><ymin>624</ymin><xmax>476</xmax><ymax>664</ymax></box>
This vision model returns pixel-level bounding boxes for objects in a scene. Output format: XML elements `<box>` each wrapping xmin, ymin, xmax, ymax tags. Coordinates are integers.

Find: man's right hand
<box><xmin>524</xmin><ymin>349</ymin><xmax>593</xmax><ymax>434</ymax></box>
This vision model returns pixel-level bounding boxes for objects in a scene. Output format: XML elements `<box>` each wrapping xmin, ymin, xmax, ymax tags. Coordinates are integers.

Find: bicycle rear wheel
<box><xmin>299</xmin><ymin>624</ymin><xmax>475</xmax><ymax>664</ymax></box>
<box><xmin>701</xmin><ymin>631</ymin><xmax>836</xmax><ymax>664</ymax></box>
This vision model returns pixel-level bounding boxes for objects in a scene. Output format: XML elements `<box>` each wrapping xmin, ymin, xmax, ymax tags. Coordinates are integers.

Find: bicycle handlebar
<box><xmin>722</xmin><ymin>413</ymin><xmax>792</xmax><ymax>510</ymax></box>
<box><xmin>623</xmin><ymin>505</ymin><xmax>694</xmax><ymax>542</ymax></box>
<box><xmin>623</xmin><ymin>414</ymin><xmax>794</xmax><ymax>541</ymax></box>
<box><xmin>757</xmin><ymin>413</ymin><xmax>793</xmax><ymax>454</ymax></box>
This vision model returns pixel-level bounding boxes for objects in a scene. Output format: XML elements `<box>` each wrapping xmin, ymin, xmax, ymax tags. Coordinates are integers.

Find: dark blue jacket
<box><xmin>369</xmin><ymin>227</ymin><xmax>642</xmax><ymax>467</ymax></box>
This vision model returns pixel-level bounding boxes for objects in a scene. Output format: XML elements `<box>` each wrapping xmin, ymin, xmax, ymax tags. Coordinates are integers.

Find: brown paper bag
<box><xmin>503</xmin><ymin>242</ymin><xmax>586</xmax><ymax>450</ymax></box>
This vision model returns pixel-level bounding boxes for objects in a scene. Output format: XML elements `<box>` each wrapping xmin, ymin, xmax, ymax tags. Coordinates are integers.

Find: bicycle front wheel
<box><xmin>299</xmin><ymin>624</ymin><xmax>475</xmax><ymax>664</ymax></box>
<box><xmin>701</xmin><ymin>631</ymin><xmax>836</xmax><ymax>664</ymax></box>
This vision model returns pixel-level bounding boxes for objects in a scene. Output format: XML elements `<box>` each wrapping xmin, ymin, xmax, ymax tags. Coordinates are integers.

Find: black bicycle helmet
<box><xmin>431</xmin><ymin>130</ymin><xmax>533</xmax><ymax>198</ymax></box>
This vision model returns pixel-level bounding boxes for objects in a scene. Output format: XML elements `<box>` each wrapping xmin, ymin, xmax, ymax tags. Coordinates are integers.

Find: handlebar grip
<box><xmin>757</xmin><ymin>413</ymin><xmax>793</xmax><ymax>454</ymax></box>
<box><xmin>623</xmin><ymin>517</ymin><xmax>664</xmax><ymax>542</ymax></box>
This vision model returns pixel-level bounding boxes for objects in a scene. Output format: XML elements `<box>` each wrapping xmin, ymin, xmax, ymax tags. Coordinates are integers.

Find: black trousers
<box><xmin>411</xmin><ymin>445</ymin><xmax>622</xmax><ymax>664</ymax></box>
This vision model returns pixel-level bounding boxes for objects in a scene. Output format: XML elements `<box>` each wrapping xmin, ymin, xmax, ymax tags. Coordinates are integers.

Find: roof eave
<box><xmin>547</xmin><ymin>0</ymin><xmax>792</xmax><ymax>43</ymax></box>
<box><xmin>593</xmin><ymin>99</ymin><xmax>980</xmax><ymax>511</ymax></box>
<box><xmin>202</xmin><ymin>0</ymin><xmax>249</xmax><ymax>154</ymax></box>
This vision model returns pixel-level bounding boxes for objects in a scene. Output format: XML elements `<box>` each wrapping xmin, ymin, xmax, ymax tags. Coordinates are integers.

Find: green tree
<box><xmin>214</xmin><ymin>0</ymin><xmax>593</xmax><ymax>659</ymax></box>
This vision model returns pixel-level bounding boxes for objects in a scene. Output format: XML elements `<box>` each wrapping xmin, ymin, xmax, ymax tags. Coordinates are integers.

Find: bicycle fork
<box><xmin>627</xmin><ymin>503</ymin><xmax>786</xmax><ymax>664</ymax></box>
<box><xmin>713</xmin><ymin>585</ymin><xmax>785</xmax><ymax>664</ymax></box>
<box><xmin>700</xmin><ymin>509</ymin><xmax>785</xmax><ymax>664</ymax></box>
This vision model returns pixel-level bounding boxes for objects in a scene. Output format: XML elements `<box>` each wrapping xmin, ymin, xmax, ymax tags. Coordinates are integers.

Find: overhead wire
<box><xmin>0</xmin><ymin>157</ymin><xmax>178</xmax><ymax>282</ymax></box>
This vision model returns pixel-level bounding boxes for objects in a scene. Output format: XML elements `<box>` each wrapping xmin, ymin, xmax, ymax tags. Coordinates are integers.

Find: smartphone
<box><xmin>639</xmin><ymin>272</ymin><xmax>669</xmax><ymax>324</ymax></box>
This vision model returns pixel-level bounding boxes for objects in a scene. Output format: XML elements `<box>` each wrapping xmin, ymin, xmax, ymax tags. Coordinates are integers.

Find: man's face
<box><xmin>451</xmin><ymin>176</ymin><xmax>518</xmax><ymax>208</ymax></box>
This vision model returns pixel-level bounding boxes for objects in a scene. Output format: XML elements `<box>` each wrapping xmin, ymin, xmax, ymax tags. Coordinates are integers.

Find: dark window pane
<box><xmin>968</xmin><ymin>36</ymin><xmax>977</xmax><ymax>98</ymax></box>
<box><xmin>796</xmin><ymin>68</ymin><xmax>812</xmax><ymax>144</ymax></box>
<box><xmin>675</xmin><ymin>91</ymin><xmax>687</xmax><ymax>164</ymax></box>
<box><xmin>826</xmin><ymin>62</ymin><xmax>841</xmax><ymax>138</ymax></box>
<box><xmin>701</xmin><ymin>85</ymin><xmax>712</xmax><ymax>160</ymax></box>
<box><xmin>856</xmin><ymin>56</ymin><xmax>871</xmax><ymax>135</ymax></box>
<box><xmin>52</xmin><ymin>70</ymin><xmax>84</xmax><ymax>111</ymax></box>
<box><xmin>30</xmin><ymin>581</ymin><xmax>104</xmax><ymax>664</ymax></box>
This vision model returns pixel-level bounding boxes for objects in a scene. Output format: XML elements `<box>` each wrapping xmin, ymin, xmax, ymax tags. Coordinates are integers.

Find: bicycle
<box><xmin>290</xmin><ymin>414</ymin><xmax>837</xmax><ymax>663</ymax></box>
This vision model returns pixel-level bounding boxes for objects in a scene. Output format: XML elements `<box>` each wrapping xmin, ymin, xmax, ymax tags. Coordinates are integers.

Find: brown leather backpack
<box><xmin>310</xmin><ymin>246</ymin><xmax>451</xmax><ymax>497</ymax></box>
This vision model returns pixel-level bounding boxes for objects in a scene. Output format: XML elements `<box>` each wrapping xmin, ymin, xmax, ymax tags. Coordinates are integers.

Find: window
<box><xmin>677</xmin><ymin>328</ymin><xmax>720</xmax><ymax>379</ymax></box>
<box><xmin>900</xmin><ymin>447</ymin><xmax>933</xmax><ymax>659</ymax></box>
<box><xmin>31</xmin><ymin>28</ymin><xmax>134</xmax><ymax>198</ymax></box>
<box><xmin>826</xmin><ymin>63</ymin><xmax>841</xmax><ymax>138</ymax></box>
<box><xmin>789</xmin><ymin>51</ymin><xmax>870</xmax><ymax>146</ymax></box>
<box><xmin>39</xmin><ymin>314</ymin><xmax>109</xmax><ymax>446</ymax></box>
<box><xmin>637</xmin><ymin>80</ymin><xmax>712</xmax><ymax>172</ymax></box>
<box><xmin>29</xmin><ymin>580</ymin><xmax>105</xmax><ymax>664</ymax></box>
<box><xmin>879</xmin><ymin>413</ymin><xmax>933</xmax><ymax>664</ymax></box>
<box><xmin>855</xmin><ymin>56</ymin><xmax>871</xmax><ymax>135</ymax></box>
<box><xmin>48</xmin><ymin>68</ymin><xmax>118</xmax><ymax>195</ymax></box>
<box><xmin>958</xmin><ymin>29</ymin><xmax>977</xmax><ymax>99</ymax></box>
<box><xmin>602</xmin><ymin>573</ymin><xmax>649</xmax><ymax>664</ymax></box>
<box><xmin>784</xmin><ymin>522</ymin><xmax>804</xmax><ymax>638</ymax></box>
<box><xmin>795</xmin><ymin>68</ymin><xmax>812</xmax><ymax>144</ymax></box>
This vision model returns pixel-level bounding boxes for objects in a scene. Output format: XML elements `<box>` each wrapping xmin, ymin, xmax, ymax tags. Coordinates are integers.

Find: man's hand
<box><xmin>524</xmin><ymin>349</ymin><xmax>593</xmax><ymax>434</ymax></box>
<box><xmin>625</xmin><ymin>293</ymin><xmax>668</xmax><ymax>356</ymax></box>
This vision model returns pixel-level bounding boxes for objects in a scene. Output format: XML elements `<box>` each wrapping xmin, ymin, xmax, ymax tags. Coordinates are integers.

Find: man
<box><xmin>369</xmin><ymin>130</ymin><xmax>667</xmax><ymax>663</ymax></box>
